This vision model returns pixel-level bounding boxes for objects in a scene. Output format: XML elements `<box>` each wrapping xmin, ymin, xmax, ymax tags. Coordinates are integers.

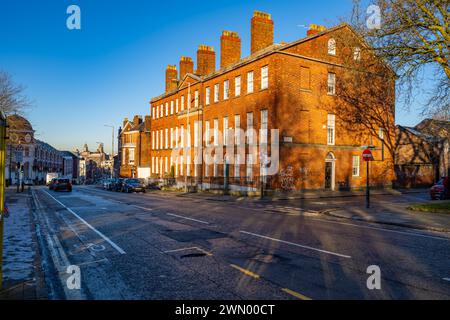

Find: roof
<box><xmin>151</xmin><ymin>23</ymin><xmax>386</xmax><ymax>103</ymax></box>
<box><xmin>6</xmin><ymin>114</ymin><xmax>34</xmax><ymax>132</ymax></box>
<box><xmin>398</xmin><ymin>125</ymin><xmax>441</xmax><ymax>143</ymax></box>
<box><xmin>415</xmin><ymin>119</ymin><xmax>450</xmax><ymax>139</ymax></box>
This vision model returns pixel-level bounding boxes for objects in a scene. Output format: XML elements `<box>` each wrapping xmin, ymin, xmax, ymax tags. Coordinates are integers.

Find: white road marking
<box><xmin>166</xmin><ymin>213</ymin><xmax>210</xmax><ymax>225</ymax></box>
<box><xmin>43</xmin><ymin>190</ymin><xmax>126</xmax><ymax>255</ymax></box>
<box><xmin>133</xmin><ymin>205</ymin><xmax>154</xmax><ymax>212</ymax></box>
<box><xmin>443</xmin><ymin>278</ymin><xmax>450</xmax><ymax>282</ymax></box>
<box><xmin>309</xmin><ymin>217</ymin><xmax>450</xmax><ymax>241</ymax></box>
<box><xmin>163</xmin><ymin>247</ymin><xmax>213</xmax><ymax>256</ymax></box>
<box><xmin>240</xmin><ymin>230</ymin><xmax>352</xmax><ymax>259</ymax></box>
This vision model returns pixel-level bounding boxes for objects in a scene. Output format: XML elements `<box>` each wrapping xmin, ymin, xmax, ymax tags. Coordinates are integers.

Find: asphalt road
<box><xmin>31</xmin><ymin>186</ymin><xmax>450</xmax><ymax>300</ymax></box>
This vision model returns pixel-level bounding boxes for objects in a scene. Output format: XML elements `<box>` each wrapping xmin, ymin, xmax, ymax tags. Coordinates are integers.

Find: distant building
<box><xmin>119</xmin><ymin>115</ymin><xmax>151</xmax><ymax>179</ymax></box>
<box><xmin>76</xmin><ymin>143</ymin><xmax>111</xmax><ymax>183</ymax></box>
<box><xmin>5</xmin><ymin>114</ymin><xmax>63</xmax><ymax>185</ymax></box>
<box><xmin>395</xmin><ymin>119</ymin><xmax>450</xmax><ymax>188</ymax></box>
<box><xmin>61</xmin><ymin>151</ymin><xmax>80</xmax><ymax>182</ymax></box>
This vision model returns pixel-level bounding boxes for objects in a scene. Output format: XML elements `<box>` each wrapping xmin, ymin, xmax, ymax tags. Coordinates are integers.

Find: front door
<box><xmin>325</xmin><ymin>162</ymin><xmax>333</xmax><ymax>190</ymax></box>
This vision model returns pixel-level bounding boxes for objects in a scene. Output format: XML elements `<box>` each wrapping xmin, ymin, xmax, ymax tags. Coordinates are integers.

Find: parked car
<box><xmin>24</xmin><ymin>179</ymin><xmax>34</xmax><ymax>186</ymax></box>
<box><xmin>48</xmin><ymin>178</ymin><xmax>58</xmax><ymax>190</ymax></box>
<box><xmin>52</xmin><ymin>178</ymin><xmax>72</xmax><ymax>192</ymax></box>
<box><xmin>112</xmin><ymin>178</ymin><xmax>125</xmax><ymax>192</ymax></box>
<box><xmin>103</xmin><ymin>179</ymin><xmax>114</xmax><ymax>191</ymax></box>
<box><xmin>122</xmin><ymin>179</ymin><xmax>146</xmax><ymax>193</ymax></box>
<box><xmin>430</xmin><ymin>178</ymin><xmax>450</xmax><ymax>200</ymax></box>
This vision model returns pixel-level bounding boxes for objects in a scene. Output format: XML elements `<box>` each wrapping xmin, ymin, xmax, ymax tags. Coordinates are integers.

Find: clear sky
<box><xmin>0</xmin><ymin>0</ymin><xmax>425</xmax><ymax>154</ymax></box>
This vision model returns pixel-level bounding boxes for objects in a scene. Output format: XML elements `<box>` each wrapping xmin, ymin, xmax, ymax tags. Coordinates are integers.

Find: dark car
<box><xmin>48</xmin><ymin>178</ymin><xmax>58</xmax><ymax>190</ymax></box>
<box><xmin>103</xmin><ymin>179</ymin><xmax>114</xmax><ymax>191</ymax></box>
<box><xmin>112</xmin><ymin>178</ymin><xmax>125</xmax><ymax>192</ymax></box>
<box><xmin>122</xmin><ymin>179</ymin><xmax>146</xmax><ymax>193</ymax></box>
<box><xmin>430</xmin><ymin>178</ymin><xmax>450</xmax><ymax>200</ymax></box>
<box><xmin>52</xmin><ymin>178</ymin><xmax>72</xmax><ymax>192</ymax></box>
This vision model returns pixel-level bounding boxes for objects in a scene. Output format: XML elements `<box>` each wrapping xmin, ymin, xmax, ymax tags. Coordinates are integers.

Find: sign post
<box><xmin>0</xmin><ymin>112</ymin><xmax>7</xmax><ymax>289</ymax></box>
<box><xmin>362</xmin><ymin>149</ymin><xmax>375</xmax><ymax>209</ymax></box>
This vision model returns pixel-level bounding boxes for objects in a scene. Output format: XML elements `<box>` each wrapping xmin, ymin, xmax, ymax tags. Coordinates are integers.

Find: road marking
<box><xmin>309</xmin><ymin>218</ymin><xmax>450</xmax><ymax>241</ymax></box>
<box><xmin>43</xmin><ymin>190</ymin><xmax>126</xmax><ymax>255</ymax></box>
<box><xmin>443</xmin><ymin>278</ymin><xmax>450</xmax><ymax>282</ymax></box>
<box><xmin>163</xmin><ymin>247</ymin><xmax>213</xmax><ymax>256</ymax></box>
<box><xmin>167</xmin><ymin>213</ymin><xmax>210</xmax><ymax>225</ymax></box>
<box><xmin>230</xmin><ymin>264</ymin><xmax>260</xmax><ymax>279</ymax></box>
<box><xmin>240</xmin><ymin>231</ymin><xmax>352</xmax><ymax>259</ymax></box>
<box><xmin>282</xmin><ymin>288</ymin><xmax>312</xmax><ymax>301</ymax></box>
<box><xmin>133</xmin><ymin>205</ymin><xmax>154</xmax><ymax>212</ymax></box>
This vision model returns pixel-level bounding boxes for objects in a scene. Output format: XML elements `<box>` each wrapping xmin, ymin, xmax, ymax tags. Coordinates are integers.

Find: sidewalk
<box><xmin>0</xmin><ymin>187</ymin><xmax>47</xmax><ymax>300</ymax></box>
<box><xmin>323</xmin><ymin>201</ymin><xmax>450</xmax><ymax>233</ymax></box>
<box><xmin>175</xmin><ymin>187</ymin><xmax>428</xmax><ymax>202</ymax></box>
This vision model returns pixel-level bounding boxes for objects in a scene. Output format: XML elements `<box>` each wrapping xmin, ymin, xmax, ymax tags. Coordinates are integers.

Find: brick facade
<box><xmin>147</xmin><ymin>11</ymin><xmax>396</xmax><ymax>193</ymax></box>
<box><xmin>119</xmin><ymin>115</ymin><xmax>151</xmax><ymax>179</ymax></box>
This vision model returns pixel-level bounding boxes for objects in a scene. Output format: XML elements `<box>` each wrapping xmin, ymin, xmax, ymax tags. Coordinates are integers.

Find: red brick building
<box><xmin>148</xmin><ymin>11</ymin><xmax>396</xmax><ymax>193</ymax></box>
<box><xmin>119</xmin><ymin>115</ymin><xmax>151</xmax><ymax>179</ymax></box>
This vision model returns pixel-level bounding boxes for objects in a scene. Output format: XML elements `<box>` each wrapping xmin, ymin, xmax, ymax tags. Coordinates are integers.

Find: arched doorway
<box><xmin>325</xmin><ymin>152</ymin><xmax>336</xmax><ymax>191</ymax></box>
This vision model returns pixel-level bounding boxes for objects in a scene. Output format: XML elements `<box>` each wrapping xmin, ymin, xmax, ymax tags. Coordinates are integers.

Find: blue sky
<box><xmin>0</xmin><ymin>0</ymin><xmax>425</xmax><ymax>154</ymax></box>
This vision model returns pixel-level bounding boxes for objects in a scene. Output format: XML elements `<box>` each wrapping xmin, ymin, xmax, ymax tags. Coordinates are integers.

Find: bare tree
<box><xmin>0</xmin><ymin>71</ymin><xmax>30</xmax><ymax>116</ymax></box>
<box><xmin>349</xmin><ymin>0</ymin><xmax>450</xmax><ymax>119</ymax></box>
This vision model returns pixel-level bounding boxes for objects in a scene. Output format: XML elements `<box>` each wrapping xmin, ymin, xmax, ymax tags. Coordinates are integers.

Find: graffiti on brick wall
<box><xmin>280</xmin><ymin>166</ymin><xmax>295</xmax><ymax>191</ymax></box>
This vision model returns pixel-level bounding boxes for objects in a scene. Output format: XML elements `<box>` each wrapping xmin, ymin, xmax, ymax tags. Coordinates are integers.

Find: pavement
<box><xmin>20</xmin><ymin>185</ymin><xmax>450</xmax><ymax>300</ymax></box>
<box><xmin>0</xmin><ymin>187</ymin><xmax>47</xmax><ymax>300</ymax></box>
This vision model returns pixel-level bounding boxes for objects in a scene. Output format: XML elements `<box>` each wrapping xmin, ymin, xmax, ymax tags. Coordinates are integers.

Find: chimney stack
<box><xmin>144</xmin><ymin>115</ymin><xmax>151</xmax><ymax>130</ymax></box>
<box><xmin>251</xmin><ymin>11</ymin><xmax>274</xmax><ymax>54</ymax></box>
<box><xmin>220</xmin><ymin>31</ymin><xmax>241</xmax><ymax>69</ymax></box>
<box><xmin>123</xmin><ymin>118</ymin><xmax>129</xmax><ymax>128</ymax></box>
<box><xmin>196</xmin><ymin>45</ymin><xmax>216</xmax><ymax>76</ymax></box>
<box><xmin>307</xmin><ymin>24</ymin><xmax>327</xmax><ymax>37</ymax></box>
<box><xmin>165</xmin><ymin>65</ymin><xmax>178</xmax><ymax>92</ymax></box>
<box><xmin>179</xmin><ymin>56</ymin><xmax>194</xmax><ymax>80</ymax></box>
<box><xmin>133</xmin><ymin>115</ymin><xmax>143</xmax><ymax>126</ymax></box>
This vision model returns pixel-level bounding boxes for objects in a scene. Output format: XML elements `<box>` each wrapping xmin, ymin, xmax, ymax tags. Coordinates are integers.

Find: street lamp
<box><xmin>104</xmin><ymin>125</ymin><xmax>115</xmax><ymax>179</ymax></box>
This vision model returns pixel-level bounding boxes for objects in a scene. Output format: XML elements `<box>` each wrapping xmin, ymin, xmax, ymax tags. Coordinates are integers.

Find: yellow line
<box><xmin>282</xmin><ymin>288</ymin><xmax>312</xmax><ymax>301</ymax></box>
<box><xmin>230</xmin><ymin>264</ymin><xmax>260</xmax><ymax>279</ymax></box>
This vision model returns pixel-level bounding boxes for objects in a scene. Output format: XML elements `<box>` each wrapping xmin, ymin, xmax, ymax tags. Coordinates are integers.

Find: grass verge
<box><xmin>408</xmin><ymin>201</ymin><xmax>450</xmax><ymax>214</ymax></box>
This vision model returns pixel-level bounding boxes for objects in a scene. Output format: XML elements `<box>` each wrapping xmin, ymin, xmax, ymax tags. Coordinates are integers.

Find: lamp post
<box><xmin>185</xmin><ymin>83</ymin><xmax>191</xmax><ymax>193</ymax></box>
<box><xmin>104</xmin><ymin>124</ymin><xmax>115</xmax><ymax>179</ymax></box>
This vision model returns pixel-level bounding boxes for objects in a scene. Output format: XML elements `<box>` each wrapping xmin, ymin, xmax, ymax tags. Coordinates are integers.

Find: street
<box><xmin>30</xmin><ymin>186</ymin><xmax>450</xmax><ymax>300</ymax></box>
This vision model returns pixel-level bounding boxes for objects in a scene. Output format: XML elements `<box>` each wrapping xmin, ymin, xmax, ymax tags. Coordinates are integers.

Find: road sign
<box><xmin>362</xmin><ymin>149</ymin><xmax>374</xmax><ymax>162</ymax></box>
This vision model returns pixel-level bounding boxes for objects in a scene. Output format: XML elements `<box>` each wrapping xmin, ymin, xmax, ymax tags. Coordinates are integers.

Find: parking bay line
<box><xmin>240</xmin><ymin>230</ymin><xmax>352</xmax><ymax>259</ymax></box>
<box><xmin>43</xmin><ymin>190</ymin><xmax>126</xmax><ymax>255</ymax></box>
<box><xmin>443</xmin><ymin>278</ymin><xmax>450</xmax><ymax>282</ymax></box>
<box><xmin>166</xmin><ymin>213</ymin><xmax>210</xmax><ymax>225</ymax></box>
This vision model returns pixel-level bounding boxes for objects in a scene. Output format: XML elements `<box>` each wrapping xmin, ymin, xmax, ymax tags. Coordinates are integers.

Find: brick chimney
<box><xmin>165</xmin><ymin>65</ymin><xmax>178</xmax><ymax>92</ymax></box>
<box><xmin>133</xmin><ymin>115</ymin><xmax>142</xmax><ymax>126</ymax></box>
<box><xmin>123</xmin><ymin>117</ymin><xmax>129</xmax><ymax>128</ymax></box>
<box><xmin>180</xmin><ymin>56</ymin><xmax>194</xmax><ymax>80</ymax></box>
<box><xmin>307</xmin><ymin>24</ymin><xmax>327</xmax><ymax>37</ymax></box>
<box><xmin>196</xmin><ymin>45</ymin><xmax>216</xmax><ymax>76</ymax></box>
<box><xmin>251</xmin><ymin>11</ymin><xmax>274</xmax><ymax>54</ymax></box>
<box><xmin>144</xmin><ymin>115</ymin><xmax>151</xmax><ymax>130</ymax></box>
<box><xmin>220</xmin><ymin>31</ymin><xmax>241</xmax><ymax>69</ymax></box>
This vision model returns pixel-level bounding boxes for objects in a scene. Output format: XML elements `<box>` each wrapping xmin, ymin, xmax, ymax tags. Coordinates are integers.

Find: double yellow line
<box><xmin>230</xmin><ymin>263</ymin><xmax>312</xmax><ymax>300</ymax></box>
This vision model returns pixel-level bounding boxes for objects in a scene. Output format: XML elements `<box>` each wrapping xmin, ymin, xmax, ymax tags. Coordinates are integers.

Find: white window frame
<box><xmin>170</xmin><ymin>128</ymin><xmax>174</xmax><ymax>148</ymax></box>
<box><xmin>214</xmin><ymin>119</ymin><xmax>219</xmax><ymax>147</ymax></box>
<box><xmin>327</xmin><ymin>73</ymin><xmax>336</xmax><ymax>96</ymax></box>
<box><xmin>247</xmin><ymin>112</ymin><xmax>254</xmax><ymax>145</ymax></box>
<box><xmin>176</xmin><ymin>99</ymin><xmax>179</xmax><ymax>113</ymax></box>
<box><xmin>224</xmin><ymin>80</ymin><xmax>229</xmax><ymax>100</ymax></box>
<box><xmin>260</xmin><ymin>110</ymin><xmax>268</xmax><ymax>145</ymax></box>
<box><xmin>181</xmin><ymin>95</ymin><xmax>185</xmax><ymax>111</ymax></box>
<box><xmin>352</xmin><ymin>156</ymin><xmax>360</xmax><ymax>177</ymax></box>
<box><xmin>223</xmin><ymin>117</ymin><xmax>229</xmax><ymax>146</ymax></box>
<box><xmin>235</xmin><ymin>76</ymin><xmax>241</xmax><ymax>97</ymax></box>
<box><xmin>205</xmin><ymin>87</ymin><xmax>211</xmax><ymax>106</ymax></box>
<box><xmin>247</xmin><ymin>71</ymin><xmax>254</xmax><ymax>94</ymax></box>
<box><xmin>235</xmin><ymin>115</ymin><xmax>241</xmax><ymax>146</ymax></box>
<box><xmin>165</xmin><ymin>103</ymin><xmax>169</xmax><ymax>117</ymax></box>
<box><xmin>214</xmin><ymin>84</ymin><xmax>219</xmax><ymax>103</ymax></box>
<box><xmin>328</xmin><ymin>38</ymin><xmax>336</xmax><ymax>56</ymax></box>
<box><xmin>205</xmin><ymin>121</ymin><xmax>211</xmax><ymax>147</ymax></box>
<box><xmin>170</xmin><ymin>101</ymin><xmax>174</xmax><ymax>115</ymax></box>
<box><xmin>354</xmin><ymin>47</ymin><xmax>361</xmax><ymax>61</ymax></box>
<box><xmin>327</xmin><ymin>114</ymin><xmax>336</xmax><ymax>146</ymax></box>
<box><xmin>194</xmin><ymin>90</ymin><xmax>199</xmax><ymax>108</ymax></box>
<box><xmin>261</xmin><ymin>66</ymin><xmax>269</xmax><ymax>90</ymax></box>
